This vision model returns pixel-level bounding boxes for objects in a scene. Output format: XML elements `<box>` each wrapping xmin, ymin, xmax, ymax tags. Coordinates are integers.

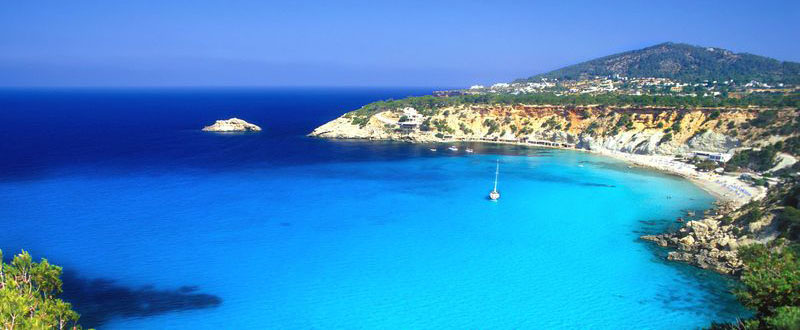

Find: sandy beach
<box><xmin>443</xmin><ymin>138</ymin><xmax>767</xmax><ymax>208</ymax></box>
<box><xmin>423</xmin><ymin>138</ymin><xmax>767</xmax><ymax>208</ymax></box>
<box><xmin>595</xmin><ymin>149</ymin><xmax>767</xmax><ymax>208</ymax></box>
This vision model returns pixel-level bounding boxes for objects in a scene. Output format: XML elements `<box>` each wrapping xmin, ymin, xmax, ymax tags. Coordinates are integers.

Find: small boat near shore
<box><xmin>466</xmin><ymin>148</ymin><xmax>474</xmax><ymax>153</ymax></box>
<box><xmin>430</xmin><ymin>148</ymin><xmax>437</xmax><ymax>151</ymax></box>
<box><xmin>448</xmin><ymin>146</ymin><xmax>458</xmax><ymax>151</ymax></box>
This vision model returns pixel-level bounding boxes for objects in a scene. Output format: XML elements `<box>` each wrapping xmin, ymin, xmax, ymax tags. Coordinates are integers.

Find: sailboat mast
<box><xmin>493</xmin><ymin>160</ymin><xmax>499</xmax><ymax>191</ymax></box>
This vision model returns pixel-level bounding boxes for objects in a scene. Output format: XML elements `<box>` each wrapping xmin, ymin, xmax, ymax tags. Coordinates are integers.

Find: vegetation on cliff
<box><xmin>0</xmin><ymin>250</ymin><xmax>84</xmax><ymax>330</ymax></box>
<box><xmin>517</xmin><ymin>42</ymin><xmax>800</xmax><ymax>84</ymax></box>
<box><xmin>707</xmin><ymin>171</ymin><xmax>800</xmax><ymax>328</ymax></box>
<box><xmin>345</xmin><ymin>93</ymin><xmax>798</xmax><ymax>130</ymax></box>
<box><xmin>712</xmin><ymin>242</ymin><xmax>800</xmax><ymax>329</ymax></box>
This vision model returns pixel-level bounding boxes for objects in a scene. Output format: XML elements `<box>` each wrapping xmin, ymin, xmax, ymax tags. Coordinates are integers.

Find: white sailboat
<box><xmin>489</xmin><ymin>160</ymin><xmax>500</xmax><ymax>201</ymax></box>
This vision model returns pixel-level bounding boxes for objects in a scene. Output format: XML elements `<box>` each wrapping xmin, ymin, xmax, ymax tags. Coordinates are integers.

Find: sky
<box><xmin>1</xmin><ymin>0</ymin><xmax>798</xmax><ymax>87</ymax></box>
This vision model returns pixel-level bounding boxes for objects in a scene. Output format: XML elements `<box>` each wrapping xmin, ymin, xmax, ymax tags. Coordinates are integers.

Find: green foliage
<box><xmin>779</xmin><ymin>136</ymin><xmax>800</xmax><ymax>157</ymax></box>
<box><xmin>483</xmin><ymin>119</ymin><xmax>500</xmax><ymax>135</ymax></box>
<box><xmin>398</xmin><ymin>115</ymin><xmax>409</xmax><ymax>122</ymax></box>
<box><xmin>709</xmin><ymin>110</ymin><xmax>721</xmax><ymax>120</ymax></box>
<box><xmin>671</xmin><ymin>117</ymin><xmax>683</xmax><ymax>133</ymax></box>
<box><xmin>517</xmin><ymin>42</ymin><xmax>800</xmax><ymax>84</ymax></box>
<box><xmin>778</xmin><ymin>206</ymin><xmax>800</xmax><ymax>240</ymax></box>
<box><xmin>720</xmin><ymin>215</ymin><xmax>734</xmax><ymax>225</ymax></box>
<box><xmin>0</xmin><ymin>250</ymin><xmax>83</xmax><ymax>330</ymax></box>
<box><xmin>764</xmin><ymin>306</ymin><xmax>800</xmax><ymax>330</ymax></box>
<box><xmin>542</xmin><ymin>117</ymin><xmax>560</xmax><ymax>129</ymax></box>
<box><xmin>738</xmin><ymin>207</ymin><xmax>764</xmax><ymax>224</ymax></box>
<box><xmin>659</xmin><ymin>132</ymin><xmax>673</xmax><ymax>144</ymax></box>
<box><xmin>694</xmin><ymin>159</ymin><xmax>718</xmax><ymax>172</ymax></box>
<box><xmin>585</xmin><ymin>122</ymin><xmax>600</xmax><ymax>136</ymax></box>
<box><xmin>344</xmin><ymin>93</ymin><xmax>800</xmax><ymax>121</ymax></box>
<box><xmin>431</xmin><ymin>119</ymin><xmax>454</xmax><ymax>133</ymax></box>
<box><xmin>458</xmin><ymin>123</ymin><xmax>473</xmax><ymax>134</ymax></box>
<box><xmin>616</xmin><ymin>113</ymin><xmax>633</xmax><ymax>130</ymax></box>
<box><xmin>735</xmin><ymin>244</ymin><xmax>800</xmax><ymax>317</ymax></box>
<box><xmin>750</xmin><ymin>111</ymin><xmax>778</xmax><ymax>128</ymax></box>
<box><xmin>420</xmin><ymin>118</ymin><xmax>432</xmax><ymax>132</ymax></box>
<box><xmin>725</xmin><ymin>145</ymin><xmax>779</xmax><ymax>172</ymax></box>
<box><xmin>773</xmin><ymin>120</ymin><xmax>800</xmax><ymax>136</ymax></box>
<box><xmin>350</xmin><ymin>115</ymin><xmax>370</xmax><ymax>128</ymax></box>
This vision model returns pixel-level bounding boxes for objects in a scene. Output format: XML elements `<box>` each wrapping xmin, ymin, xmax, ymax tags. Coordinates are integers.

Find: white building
<box><xmin>692</xmin><ymin>151</ymin><xmax>733</xmax><ymax>162</ymax></box>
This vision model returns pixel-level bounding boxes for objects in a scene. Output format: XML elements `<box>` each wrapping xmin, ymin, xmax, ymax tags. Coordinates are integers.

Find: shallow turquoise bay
<box><xmin>0</xmin><ymin>89</ymin><xmax>748</xmax><ymax>329</ymax></box>
<box><xmin>1</xmin><ymin>147</ymin><xmax>748</xmax><ymax>329</ymax></box>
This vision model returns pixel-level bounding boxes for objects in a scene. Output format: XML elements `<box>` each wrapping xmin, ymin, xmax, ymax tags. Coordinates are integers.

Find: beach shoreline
<box><xmin>311</xmin><ymin>134</ymin><xmax>765</xmax><ymax>208</ymax></box>
<box><xmin>591</xmin><ymin>149</ymin><xmax>766</xmax><ymax>208</ymax></box>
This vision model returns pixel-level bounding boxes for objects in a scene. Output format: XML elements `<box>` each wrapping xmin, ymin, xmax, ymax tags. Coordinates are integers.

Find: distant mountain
<box><xmin>517</xmin><ymin>42</ymin><xmax>800</xmax><ymax>84</ymax></box>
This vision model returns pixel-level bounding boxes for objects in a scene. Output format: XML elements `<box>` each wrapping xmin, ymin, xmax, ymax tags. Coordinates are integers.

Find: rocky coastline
<box><xmin>641</xmin><ymin>217</ymin><xmax>745</xmax><ymax>275</ymax></box>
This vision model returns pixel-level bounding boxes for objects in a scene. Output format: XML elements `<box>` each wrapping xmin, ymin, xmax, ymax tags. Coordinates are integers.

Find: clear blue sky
<box><xmin>1</xmin><ymin>0</ymin><xmax>798</xmax><ymax>87</ymax></box>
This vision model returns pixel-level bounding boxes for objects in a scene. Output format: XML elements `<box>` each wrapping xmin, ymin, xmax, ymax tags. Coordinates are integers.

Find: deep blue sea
<box><xmin>0</xmin><ymin>88</ymin><xmax>749</xmax><ymax>329</ymax></box>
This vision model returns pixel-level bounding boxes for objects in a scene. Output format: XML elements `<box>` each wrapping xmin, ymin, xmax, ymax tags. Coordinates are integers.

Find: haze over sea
<box><xmin>0</xmin><ymin>88</ymin><xmax>749</xmax><ymax>329</ymax></box>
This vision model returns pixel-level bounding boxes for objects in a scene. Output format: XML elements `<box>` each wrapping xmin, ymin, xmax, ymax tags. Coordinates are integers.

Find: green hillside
<box><xmin>517</xmin><ymin>42</ymin><xmax>800</xmax><ymax>84</ymax></box>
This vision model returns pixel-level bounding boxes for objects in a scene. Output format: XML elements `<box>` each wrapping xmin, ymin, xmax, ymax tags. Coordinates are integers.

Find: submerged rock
<box><xmin>202</xmin><ymin>118</ymin><xmax>261</xmax><ymax>132</ymax></box>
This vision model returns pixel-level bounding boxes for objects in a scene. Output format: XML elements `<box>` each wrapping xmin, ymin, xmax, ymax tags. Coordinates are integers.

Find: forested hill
<box><xmin>517</xmin><ymin>42</ymin><xmax>800</xmax><ymax>84</ymax></box>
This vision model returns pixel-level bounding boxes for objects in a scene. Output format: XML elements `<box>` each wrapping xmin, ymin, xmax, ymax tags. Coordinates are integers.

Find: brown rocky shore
<box><xmin>641</xmin><ymin>217</ymin><xmax>744</xmax><ymax>275</ymax></box>
<box><xmin>640</xmin><ymin>199</ymin><xmax>780</xmax><ymax>276</ymax></box>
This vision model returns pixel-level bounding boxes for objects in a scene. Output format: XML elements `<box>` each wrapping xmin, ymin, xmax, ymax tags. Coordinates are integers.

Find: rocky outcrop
<box><xmin>202</xmin><ymin>118</ymin><xmax>261</xmax><ymax>132</ymax></box>
<box><xmin>641</xmin><ymin>218</ymin><xmax>747</xmax><ymax>275</ymax></box>
<box><xmin>310</xmin><ymin>117</ymin><xmax>390</xmax><ymax>140</ymax></box>
<box><xmin>309</xmin><ymin>105</ymin><xmax>754</xmax><ymax>156</ymax></box>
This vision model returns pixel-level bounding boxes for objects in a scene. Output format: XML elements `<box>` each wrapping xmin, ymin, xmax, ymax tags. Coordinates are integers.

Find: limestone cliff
<box><xmin>309</xmin><ymin>104</ymin><xmax>777</xmax><ymax>155</ymax></box>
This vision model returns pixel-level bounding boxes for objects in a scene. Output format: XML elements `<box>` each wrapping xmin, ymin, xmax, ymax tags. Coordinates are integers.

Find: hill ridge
<box><xmin>516</xmin><ymin>42</ymin><xmax>800</xmax><ymax>84</ymax></box>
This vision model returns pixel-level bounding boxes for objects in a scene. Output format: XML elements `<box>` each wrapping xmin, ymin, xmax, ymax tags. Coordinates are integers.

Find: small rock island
<box><xmin>202</xmin><ymin>118</ymin><xmax>261</xmax><ymax>132</ymax></box>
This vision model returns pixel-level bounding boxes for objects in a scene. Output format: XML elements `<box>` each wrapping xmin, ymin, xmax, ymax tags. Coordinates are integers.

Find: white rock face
<box><xmin>308</xmin><ymin>107</ymin><xmax>745</xmax><ymax>157</ymax></box>
<box><xmin>578</xmin><ymin>130</ymin><xmax>739</xmax><ymax>156</ymax></box>
<box><xmin>202</xmin><ymin>118</ymin><xmax>261</xmax><ymax>132</ymax></box>
<box><xmin>686</xmin><ymin>131</ymin><xmax>739</xmax><ymax>152</ymax></box>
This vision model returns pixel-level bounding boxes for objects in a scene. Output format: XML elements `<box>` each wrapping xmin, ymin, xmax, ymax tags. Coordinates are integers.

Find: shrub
<box><xmin>738</xmin><ymin>208</ymin><xmax>764</xmax><ymax>224</ymax></box>
<box><xmin>0</xmin><ymin>250</ymin><xmax>83</xmax><ymax>329</ymax></box>
<box><xmin>765</xmin><ymin>306</ymin><xmax>800</xmax><ymax>330</ymax></box>
<box><xmin>725</xmin><ymin>145</ymin><xmax>779</xmax><ymax>172</ymax></box>
<box><xmin>777</xmin><ymin>206</ymin><xmax>800</xmax><ymax>240</ymax></box>
<box><xmin>660</xmin><ymin>132</ymin><xmax>673</xmax><ymax>144</ymax></box>
<box><xmin>751</xmin><ymin>111</ymin><xmax>778</xmax><ymax>128</ymax></box>
<box><xmin>735</xmin><ymin>244</ymin><xmax>800</xmax><ymax>317</ymax></box>
<box><xmin>720</xmin><ymin>216</ymin><xmax>733</xmax><ymax>225</ymax></box>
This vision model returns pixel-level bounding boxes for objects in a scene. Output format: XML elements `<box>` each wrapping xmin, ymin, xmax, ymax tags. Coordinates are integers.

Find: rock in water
<box><xmin>202</xmin><ymin>118</ymin><xmax>261</xmax><ymax>132</ymax></box>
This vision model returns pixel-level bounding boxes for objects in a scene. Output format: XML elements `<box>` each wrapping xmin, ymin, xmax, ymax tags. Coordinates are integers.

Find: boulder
<box><xmin>678</xmin><ymin>235</ymin><xmax>696</xmax><ymax>249</ymax></box>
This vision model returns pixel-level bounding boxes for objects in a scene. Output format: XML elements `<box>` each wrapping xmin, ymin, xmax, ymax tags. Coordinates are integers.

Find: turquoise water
<box><xmin>0</xmin><ymin>89</ymin><xmax>748</xmax><ymax>328</ymax></box>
